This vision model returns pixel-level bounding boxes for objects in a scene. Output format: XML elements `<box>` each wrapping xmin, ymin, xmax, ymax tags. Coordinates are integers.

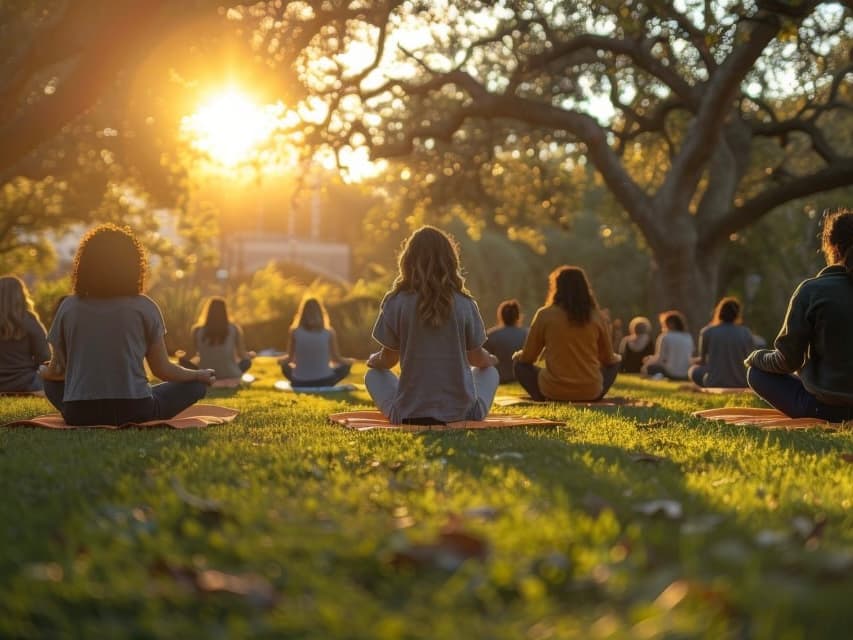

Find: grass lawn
<box><xmin>1</xmin><ymin>357</ymin><xmax>852</xmax><ymax>639</ymax></box>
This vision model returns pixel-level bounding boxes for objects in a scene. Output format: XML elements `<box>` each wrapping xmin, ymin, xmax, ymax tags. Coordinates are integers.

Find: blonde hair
<box><xmin>628</xmin><ymin>316</ymin><xmax>652</xmax><ymax>336</ymax></box>
<box><xmin>292</xmin><ymin>297</ymin><xmax>329</xmax><ymax>331</ymax></box>
<box><xmin>0</xmin><ymin>276</ymin><xmax>38</xmax><ymax>340</ymax></box>
<box><xmin>388</xmin><ymin>226</ymin><xmax>470</xmax><ymax>327</ymax></box>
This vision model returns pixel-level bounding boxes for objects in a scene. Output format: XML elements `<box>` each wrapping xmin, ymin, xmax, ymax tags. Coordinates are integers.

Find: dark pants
<box><xmin>513</xmin><ymin>361</ymin><xmax>619</xmax><ymax>402</ymax></box>
<box><xmin>43</xmin><ymin>380</ymin><xmax>207</xmax><ymax>426</ymax></box>
<box><xmin>281</xmin><ymin>362</ymin><xmax>352</xmax><ymax>388</ymax></box>
<box><xmin>689</xmin><ymin>365</ymin><xmax>709</xmax><ymax>387</ymax></box>
<box><xmin>179</xmin><ymin>357</ymin><xmax>252</xmax><ymax>374</ymax></box>
<box><xmin>746</xmin><ymin>367</ymin><xmax>853</xmax><ymax>422</ymax></box>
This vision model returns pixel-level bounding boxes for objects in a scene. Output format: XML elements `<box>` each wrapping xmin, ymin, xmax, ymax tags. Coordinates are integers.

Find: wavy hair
<box><xmin>72</xmin><ymin>224</ymin><xmax>147</xmax><ymax>297</ymax></box>
<box><xmin>0</xmin><ymin>276</ymin><xmax>38</xmax><ymax>341</ymax></box>
<box><xmin>388</xmin><ymin>226</ymin><xmax>470</xmax><ymax>327</ymax></box>
<box><xmin>195</xmin><ymin>297</ymin><xmax>230</xmax><ymax>345</ymax></box>
<box><xmin>821</xmin><ymin>207</ymin><xmax>853</xmax><ymax>280</ymax></box>
<box><xmin>547</xmin><ymin>266</ymin><xmax>597</xmax><ymax>324</ymax></box>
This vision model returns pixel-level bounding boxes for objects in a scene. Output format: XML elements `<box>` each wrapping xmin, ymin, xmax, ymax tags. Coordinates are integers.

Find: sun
<box><xmin>182</xmin><ymin>89</ymin><xmax>280</xmax><ymax>169</ymax></box>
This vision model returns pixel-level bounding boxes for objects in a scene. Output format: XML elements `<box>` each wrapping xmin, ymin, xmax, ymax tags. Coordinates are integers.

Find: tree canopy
<box><xmin>235</xmin><ymin>0</ymin><xmax>853</xmax><ymax>325</ymax></box>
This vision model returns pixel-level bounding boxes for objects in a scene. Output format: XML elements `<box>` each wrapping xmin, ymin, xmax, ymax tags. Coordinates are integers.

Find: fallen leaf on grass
<box><xmin>636</xmin><ymin>420</ymin><xmax>666</xmax><ymax>430</ymax></box>
<box><xmin>629</xmin><ymin>452</ymin><xmax>668</xmax><ymax>465</ymax></box>
<box><xmin>196</xmin><ymin>569</ymin><xmax>278</xmax><ymax>608</ymax></box>
<box><xmin>839</xmin><ymin>453</ymin><xmax>853</xmax><ymax>464</ymax></box>
<box><xmin>390</xmin><ymin>520</ymin><xmax>488</xmax><ymax>572</ymax></box>
<box><xmin>151</xmin><ymin>560</ymin><xmax>278</xmax><ymax>608</ymax></box>
<box><xmin>171</xmin><ymin>477</ymin><xmax>223</xmax><ymax>517</ymax></box>
<box><xmin>633</xmin><ymin>499</ymin><xmax>683</xmax><ymax>520</ymax></box>
<box><xmin>493</xmin><ymin>451</ymin><xmax>524</xmax><ymax>461</ymax></box>
<box><xmin>791</xmin><ymin>514</ymin><xmax>827</xmax><ymax>545</ymax></box>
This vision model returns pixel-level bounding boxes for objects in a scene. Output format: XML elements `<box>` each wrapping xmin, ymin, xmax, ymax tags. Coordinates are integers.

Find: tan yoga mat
<box><xmin>692</xmin><ymin>407</ymin><xmax>846</xmax><ymax>431</ymax></box>
<box><xmin>0</xmin><ymin>390</ymin><xmax>45</xmax><ymax>397</ymax></box>
<box><xmin>678</xmin><ymin>384</ymin><xmax>752</xmax><ymax>395</ymax></box>
<box><xmin>329</xmin><ymin>410</ymin><xmax>564</xmax><ymax>432</ymax></box>
<box><xmin>493</xmin><ymin>395</ymin><xmax>655</xmax><ymax>408</ymax></box>
<box><xmin>1</xmin><ymin>404</ymin><xmax>239</xmax><ymax>430</ymax></box>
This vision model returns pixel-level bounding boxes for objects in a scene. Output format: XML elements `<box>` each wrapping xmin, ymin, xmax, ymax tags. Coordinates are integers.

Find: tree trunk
<box><xmin>652</xmin><ymin>242</ymin><xmax>721</xmax><ymax>338</ymax></box>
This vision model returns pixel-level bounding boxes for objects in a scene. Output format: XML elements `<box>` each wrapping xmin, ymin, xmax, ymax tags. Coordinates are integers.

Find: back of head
<box><xmin>821</xmin><ymin>208</ymin><xmax>853</xmax><ymax>279</ymax></box>
<box><xmin>72</xmin><ymin>224</ymin><xmax>146</xmax><ymax>298</ymax></box>
<box><xmin>391</xmin><ymin>225</ymin><xmax>469</xmax><ymax>327</ymax></box>
<box><xmin>200</xmin><ymin>297</ymin><xmax>229</xmax><ymax>345</ymax></box>
<box><xmin>548</xmin><ymin>266</ymin><xmax>596</xmax><ymax>324</ymax></box>
<box><xmin>659</xmin><ymin>310</ymin><xmax>687</xmax><ymax>333</ymax></box>
<box><xmin>0</xmin><ymin>275</ymin><xmax>34</xmax><ymax>340</ymax></box>
<box><xmin>295</xmin><ymin>297</ymin><xmax>328</xmax><ymax>331</ymax></box>
<box><xmin>713</xmin><ymin>297</ymin><xmax>741</xmax><ymax>324</ymax></box>
<box><xmin>628</xmin><ymin>316</ymin><xmax>651</xmax><ymax>336</ymax></box>
<box><xmin>498</xmin><ymin>299</ymin><xmax>521</xmax><ymax>326</ymax></box>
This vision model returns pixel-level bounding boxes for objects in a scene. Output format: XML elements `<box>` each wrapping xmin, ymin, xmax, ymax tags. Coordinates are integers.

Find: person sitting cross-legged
<box><xmin>513</xmin><ymin>266</ymin><xmax>621</xmax><ymax>402</ymax></box>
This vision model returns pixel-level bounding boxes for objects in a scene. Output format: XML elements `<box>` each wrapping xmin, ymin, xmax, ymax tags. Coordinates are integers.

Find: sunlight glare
<box><xmin>182</xmin><ymin>89</ymin><xmax>281</xmax><ymax>168</ymax></box>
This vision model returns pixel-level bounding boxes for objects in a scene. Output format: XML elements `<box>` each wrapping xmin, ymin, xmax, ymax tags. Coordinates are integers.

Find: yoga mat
<box><xmin>678</xmin><ymin>384</ymin><xmax>752</xmax><ymax>395</ymax></box>
<box><xmin>692</xmin><ymin>407</ymin><xmax>845</xmax><ymax>431</ymax></box>
<box><xmin>329</xmin><ymin>410</ymin><xmax>564</xmax><ymax>432</ymax></box>
<box><xmin>274</xmin><ymin>380</ymin><xmax>362</xmax><ymax>393</ymax></box>
<box><xmin>0</xmin><ymin>390</ymin><xmax>45</xmax><ymax>397</ymax></box>
<box><xmin>493</xmin><ymin>395</ymin><xmax>655</xmax><ymax>408</ymax></box>
<box><xmin>1</xmin><ymin>404</ymin><xmax>239</xmax><ymax>430</ymax></box>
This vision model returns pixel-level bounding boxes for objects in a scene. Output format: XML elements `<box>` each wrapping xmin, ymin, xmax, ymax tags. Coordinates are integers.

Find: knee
<box><xmin>189</xmin><ymin>381</ymin><xmax>208</xmax><ymax>400</ymax></box>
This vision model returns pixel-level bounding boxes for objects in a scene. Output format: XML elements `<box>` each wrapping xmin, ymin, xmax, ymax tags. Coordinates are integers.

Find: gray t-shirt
<box><xmin>47</xmin><ymin>295</ymin><xmax>165</xmax><ymax>401</ymax></box>
<box><xmin>292</xmin><ymin>327</ymin><xmax>333</xmax><ymax>381</ymax></box>
<box><xmin>372</xmin><ymin>291</ymin><xmax>487</xmax><ymax>424</ymax></box>
<box><xmin>0</xmin><ymin>311</ymin><xmax>50</xmax><ymax>391</ymax></box>
<box><xmin>698</xmin><ymin>322</ymin><xmax>754</xmax><ymax>387</ymax></box>
<box><xmin>484</xmin><ymin>325</ymin><xmax>528</xmax><ymax>383</ymax></box>
<box><xmin>196</xmin><ymin>323</ymin><xmax>243</xmax><ymax>378</ymax></box>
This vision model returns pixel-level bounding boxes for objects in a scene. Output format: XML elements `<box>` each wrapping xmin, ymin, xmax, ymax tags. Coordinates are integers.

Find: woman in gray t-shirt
<box><xmin>365</xmin><ymin>226</ymin><xmax>499</xmax><ymax>424</ymax></box>
<box><xmin>279</xmin><ymin>297</ymin><xmax>353</xmax><ymax>387</ymax></box>
<box><xmin>40</xmin><ymin>224</ymin><xmax>216</xmax><ymax>426</ymax></box>
<box><xmin>0</xmin><ymin>276</ymin><xmax>50</xmax><ymax>392</ymax></box>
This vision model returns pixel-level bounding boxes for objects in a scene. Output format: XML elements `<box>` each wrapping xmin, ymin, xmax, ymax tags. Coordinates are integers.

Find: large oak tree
<box><xmin>246</xmin><ymin>0</ymin><xmax>853</xmax><ymax>327</ymax></box>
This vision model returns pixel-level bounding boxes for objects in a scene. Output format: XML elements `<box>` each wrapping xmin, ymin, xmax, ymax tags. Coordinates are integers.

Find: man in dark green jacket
<box><xmin>746</xmin><ymin>209</ymin><xmax>853</xmax><ymax>421</ymax></box>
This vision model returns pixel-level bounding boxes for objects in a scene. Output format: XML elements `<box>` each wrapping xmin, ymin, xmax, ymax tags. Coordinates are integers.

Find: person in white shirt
<box><xmin>641</xmin><ymin>310</ymin><xmax>694</xmax><ymax>380</ymax></box>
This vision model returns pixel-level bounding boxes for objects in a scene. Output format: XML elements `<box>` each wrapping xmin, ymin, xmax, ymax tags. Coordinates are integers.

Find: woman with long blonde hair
<box><xmin>279</xmin><ymin>296</ymin><xmax>353</xmax><ymax>387</ymax></box>
<box><xmin>0</xmin><ymin>276</ymin><xmax>50</xmax><ymax>391</ymax></box>
<box><xmin>365</xmin><ymin>226</ymin><xmax>499</xmax><ymax>424</ymax></box>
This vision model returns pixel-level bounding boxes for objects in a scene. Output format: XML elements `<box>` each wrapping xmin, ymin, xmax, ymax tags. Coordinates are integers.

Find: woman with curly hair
<box><xmin>513</xmin><ymin>266</ymin><xmax>621</xmax><ymax>401</ymax></box>
<box><xmin>40</xmin><ymin>224</ymin><xmax>214</xmax><ymax>425</ymax></box>
<box><xmin>365</xmin><ymin>226</ymin><xmax>499</xmax><ymax>424</ymax></box>
<box><xmin>0</xmin><ymin>276</ymin><xmax>50</xmax><ymax>392</ymax></box>
<box><xmin>746</xmin><ymin>208</ymin><xmax>853</xmax><ymax>420</ymax></box>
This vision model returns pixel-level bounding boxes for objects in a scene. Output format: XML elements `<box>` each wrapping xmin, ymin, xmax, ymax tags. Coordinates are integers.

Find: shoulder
<box><xmin>134</xmin><ymin>294</ymin><xmax>163</xmax><ymax>313</ymax></box>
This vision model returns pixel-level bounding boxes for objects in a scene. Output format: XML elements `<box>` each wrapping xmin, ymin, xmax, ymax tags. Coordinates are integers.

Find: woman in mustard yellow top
<box><xmin>512</xmin><ymin>266</ymin><xmax>621</xmax><ymax>401</ymax></box>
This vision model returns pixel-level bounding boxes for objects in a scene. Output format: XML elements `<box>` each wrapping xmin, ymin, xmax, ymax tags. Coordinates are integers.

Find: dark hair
<box><xmin>659</xmin><ymin>310</ymin><xmax>687</xmax><ymax>333</ymax></box>
<box><xmin>72</xmin><ymin>224</ymin><xmax>146</xmax><ymax>298</ymax></box>
<box><xmin>821</xmin><ymin>208</ymin><xmax>853</xmax><ymax>280</ymax></box>
<box><xmin>198</xmin><ymin>297</ymin><xmax>230</xmax><ymax>345</ymax></box>
<box><xmin>713</xmin><ymin>297</ymin><xmax>741</xmax><ymax>324</ymax></box>
<box><xmin>548</xmin><ymin>266</ymin><xmax>596</xmax><ymax>324</ymax></box>
<box><xmin>497</xmin><ymin>299</ymin><xmax>521</xmax><ymax>326</ymax></box>
<box><xmin>292</xmin><ymin>297</ymin><xmax>329</xmax><ymax>331</ymax></box>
